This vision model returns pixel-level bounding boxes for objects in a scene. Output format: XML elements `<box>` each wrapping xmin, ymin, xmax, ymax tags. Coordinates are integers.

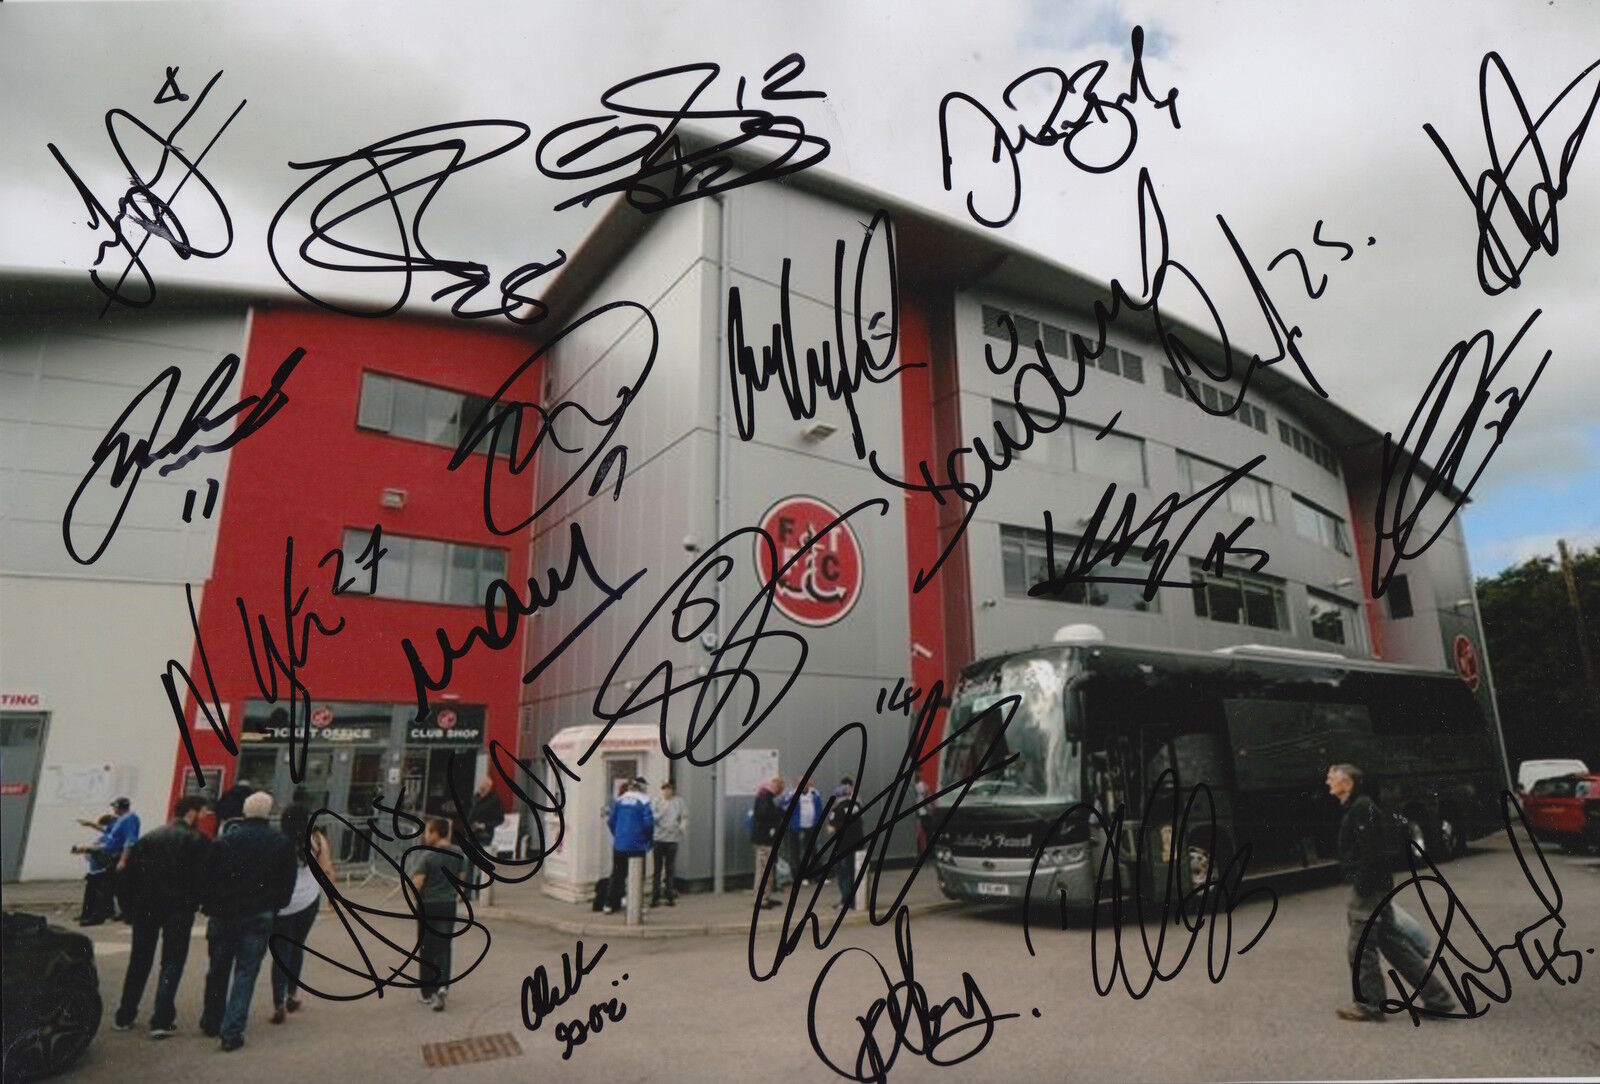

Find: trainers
<box><xmin>220</xmin><ymin>1036</ymin><xmax>245</xmax><ymax>1052</ymax></box>
<box><xmin>602</xmin><ymin>906</ymin><xmax>615</xmax><ymax>914</ymax></box>
<box><xmin>432</xmin><ymin>993</ymin><xmax>447</xmax><ymax>1013</ymax></box>
<box><xmin>149</xmin><ymin>1024</ymin><xmax>178</xmax><ymax>1040</ymax></box>
<box><xmin>112</xmin><ymin>1020</ymin><xmax>135</xmax><ymax>1032</ymax></box>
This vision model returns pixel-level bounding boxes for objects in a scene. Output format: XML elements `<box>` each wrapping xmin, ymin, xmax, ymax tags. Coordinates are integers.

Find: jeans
<box><xmin>834</xmin><ymin>848</ymin><xmax>857</xmax><ymax>909</ymax></box>
<box><xmin>202</xmin><ymin>912</ymin><xmax>274</xmax><ymax>1042</ymax></box>
<box><xmin>116</xmin><ymin>906</ymin><xmax>195</xmax><ymax>1028</ymax></box>
<box><xmin>270</xmin><ymin>900</ymin><xmax>320</xmax><ymax>1008</ymax></box>
<box><xmin>651</xmin><ymin>842</ymin><xmax>678</xmax><ymax>903</ymax></box>
<box><xmin>80</xmin><ymin>870</ymin><xmax>116</xmax><ymax>923</ymax></box>
<box><xmin>1346</xmin><ymin>891</ymin><xmax>1457</xmax><ymax>1014</ymax></box>
<box><xmin>417</xmin><ymin>901</ymin><xmax>457</xmax><ymax>999</ymax></box>
<box><xmin>607</xmin><ymin>852</ymin><xmax>643</xmax><ymax>911</ymax></box>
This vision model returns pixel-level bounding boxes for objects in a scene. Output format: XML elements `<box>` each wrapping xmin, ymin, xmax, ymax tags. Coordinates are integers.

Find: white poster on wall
<box><xmin>37</xmin><ymin>763</ymin><xmax>136</xmax><ymax>808</ymax></box>
<box><xmin>725</xmin><ymin>748</ymin><xmax>780</xmax><ymax>797</ymax></box>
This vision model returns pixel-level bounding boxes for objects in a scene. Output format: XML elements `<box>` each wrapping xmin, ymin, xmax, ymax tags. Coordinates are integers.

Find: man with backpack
<box><xmin>1326</xmin><ymin>763</ymin><xmax>1458</xmax><ymax>1022</ymax></box>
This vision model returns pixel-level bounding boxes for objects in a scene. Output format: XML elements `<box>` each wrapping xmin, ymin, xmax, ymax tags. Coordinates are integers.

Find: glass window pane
<box><xmin>1163</xmin><ymin>368</ymin><xmax>1184</xmax><ymax>397</ymax></box>
<box><xmin>1253</xmin><ymin>406</ymin><xmax>1267</xmax><ymax>433</ymax></box>
<box><xmin>1013</xmin><ymin>316</ymin><xmax>1040</xmax><ymax>349</ymax></box>
<box><xmin>373</xmin><ymin>535</ymin><xmax>409</xmax><ymax>599</ymax></box>
<box><xmin>1042</xmin><ymin>324</ymin><xmax>1069</xmax><ymax>356</ymax></box>
<box><xmin>1279</xmin><ymin>420</ymin><xmax>1293</xmax><ymax>445</ymax></box>
<box><xmin>478</xmin><ymin>547</ymin><xmax>506</xmax><ymax>598</ymax></box>
<box><xmin>423</xmin><ymin>387</ymin><xmax>461</xmax><ymax>445</ymax></box>
<box><xmin>1192</xmin><ymin>578</ymin><xmax>1209</xmax><ymax>618</ymax></box>
<box><xmin>357</xmin><ymin>373</ymin><xmax>393</xmax><ymax>431</ymax></box>
<box><xmin>445</xmin><ymin>544</ymin><xmax>480</xmax><ymax>605</ymax></box>
<box><xmin>1120</xmin><ymin>352</ymin><xmax>1144</xmax><ymax>383</ymax></box>
<box><xmin>1207</xmin><ymin>581</ymin><xmax>1244</xmax><ymax>624</ymax></box>
<box><xmin>1228</xmin><ymin>482</ymin><xmax>1262</xmax><ymax>521</ymax></box>
<box><xmin>1310</xmin><ymin>601</ymin><xmax>1347</xmax><ymax>644</ymax></box>
<box><xmin>1097</xmin><ymin>347</ymin><xmax>1121</xmax><ymax>375</ymax></box>
<box><xmin>1023</xmin><ymin>536</ymin><xmax>1051</xmax><ymax>590</ymax></box>
<box><xmin>981</xmin><ymin>305</ymin><xmax>1010</xmax><ymax>339</ymax></box>
<box><xmin>408</xmin><ymin>539</ymin><xmax>446</xmax><ymax>602</ymax></box>
<box><xmin>390</xmin><ymin>379</ymin><xmax>429</xmax><ymax>441</ymax></box>
<box><xmin>1294</xmin><ymin>499</ymin><xmax>1321</xmax><ymax>543</ymax></box>
<box><xmin>1244</xmin><ymin>587</ymin><xmax>1279</xmax><ymax>629</ymax></box>
<box><xmin>1202</xmin><ymin>384</ymin><xmax>1220</xmax><ymax>410</ymax></box>
<box><xmin>1255</xmin><ymin>480</ymin><xmax>1274</xmax><ymax>523</ymax></box>
<box><xmin>1076</xmin><ymin>429</ymin><xmax>1144</xmax><ymax>485</ymax></box>
<box><xmin>1002</xmin><ymin>537</ymin><xmax>1027</xmax><ymax>595</ymax></box>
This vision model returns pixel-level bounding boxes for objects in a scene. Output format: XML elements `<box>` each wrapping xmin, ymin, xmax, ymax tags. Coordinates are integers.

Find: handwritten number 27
<box><xmin>319</xmin><ymin>525</ymin><xmax>386</xmax><ymax>596</ymax></box>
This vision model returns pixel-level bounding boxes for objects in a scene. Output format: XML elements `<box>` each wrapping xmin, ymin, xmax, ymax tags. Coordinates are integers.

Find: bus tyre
<box><xmin>1436</xmin><ymin>811</ymin><xmax>1466</xmax><ymax>860</ymax></box>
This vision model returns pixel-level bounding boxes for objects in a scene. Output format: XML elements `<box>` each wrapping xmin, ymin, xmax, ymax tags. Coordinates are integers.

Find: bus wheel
<box><xmin>1184</xmin><ymin>829</ymin><xmax>1230</xmax><ymax>890</ymax></box>
<box><xmin>1436</xmin><ymin>812</ymin><xmax>1466</xmax><ymax>860</ymax></box>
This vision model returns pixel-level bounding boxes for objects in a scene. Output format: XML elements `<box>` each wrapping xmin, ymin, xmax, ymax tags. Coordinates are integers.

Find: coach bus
<box><xmin>930</xmin><ymin>625</ymin><xmax>1505</xmax><ymax>908</ymax></box>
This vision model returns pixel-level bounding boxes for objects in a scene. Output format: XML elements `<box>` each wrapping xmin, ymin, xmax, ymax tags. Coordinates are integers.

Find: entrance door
<box><xmin>2</xmin><ymin>713</ymin><xmax>50</xmax><ymax>882</ymax></box>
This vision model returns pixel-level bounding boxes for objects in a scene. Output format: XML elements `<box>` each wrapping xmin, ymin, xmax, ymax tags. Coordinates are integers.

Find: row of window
<box><xmin>339</xmin><ymin>528</ymin><xmax>507</xmax><ymax>605</ymax></box>
<box><xmin>1279</xmin><ymin>419</ymin><xmax>1339</xmax><ymax>476</ymax></box>
<box><xmin>1176</xmin><ymin>451</ymin><xmax>1275</xmax><ymax>524</ymax></box>
<box><xmin>997</xmin><ymin>524</ymin><xmax>1364</xmax><ymax>645</ymax></box>
<box><xmin>980</xmin><ymin>305</ymin><xmax>1146</xmax><ymax>386</ymax></box>
<box><xmin>1160</xmin><ymin>368</ymin><xmax>1269</xmax><ymax>433</ymax></box>
<box><xmin>358</xmin><ymin>372</ymin><xmax>514</xmax><ymax>457</ymax></box>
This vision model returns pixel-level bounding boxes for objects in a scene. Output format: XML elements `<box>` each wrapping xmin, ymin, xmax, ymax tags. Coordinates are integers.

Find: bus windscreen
<box><xmin>942</xmin><ymin>655</ymin><xmax>1078</xmax><ymax>804</ymax></box>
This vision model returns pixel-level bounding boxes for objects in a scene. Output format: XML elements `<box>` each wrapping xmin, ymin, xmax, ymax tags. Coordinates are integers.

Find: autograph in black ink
<box><xmin>48</xmin><ymin>68</ymin><xmax>244</xmax><ymax>312</ymax></box>
<box><xmin>536</xmin><ymin>54</ymin><xmax>829</xmax><ymax>213</ymax></box>
<box><xmin>1371</xmin><ymin>309</ymin><xmax>1549</xmax><ymax>598</ymax></box>
<box><xmin>1028</xmin><ymin>456</ymin><xmax>1272</xmax><ymax>603</ymax></box>
<box><xmin>727</xmin><ymin>209</ymin><xmax>914</xmax><ymax>460</ymax></box>
<box><xmin>1424</xmin><ymin>52</ymin><xmax>1600</xmax><ymax>295</ymax></box>
<box><xmin>268</xmin><ymin>120</ymin><xmax>568</xmax><ymax>322</ymax></box>
<box><xmin>1359</xmin><ymin>792</ymin><xmax>1591</xmax><ymax>1021</ymax></box>
<box><xmin>523</xmin><ymin>943</ymin><xmax>629</xmax><ymax>1060</ymax></box>
<box><xmin>62</xmin><ymin>348</ymin><xmax>302</xmax><ymax>565</ymax></box>
<box><xmin>938</xmin><ymin>26</ymin><xmax>1179</xmax><ymax>228</ymax></box>
<box><xmin>809</xmin><ymin>909</ymin><xmax>1019</xmax><ymax>1083</ymax></box>
<box><xmin>1021</xmin><ymin>773</ymin><xmax>1279</xmax><ymax>999</ymax></box>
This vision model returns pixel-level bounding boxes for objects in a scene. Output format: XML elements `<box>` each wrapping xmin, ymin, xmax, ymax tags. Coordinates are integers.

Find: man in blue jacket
<box><xmin>604</xmin><ymin>777</ymin><xmax>654</xmax><ymax>915</ymax></box>
<box><xmin>198</xmin><ymin>791</ymin><xmax>296</xmax><ymax>1051</ymax></box>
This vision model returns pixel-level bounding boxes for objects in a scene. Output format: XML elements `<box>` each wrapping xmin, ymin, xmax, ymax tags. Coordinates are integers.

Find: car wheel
<box><xmin>3</xmin><ymin>974</ymin><xmax>102</xmax><ymax>1082</ymax></box>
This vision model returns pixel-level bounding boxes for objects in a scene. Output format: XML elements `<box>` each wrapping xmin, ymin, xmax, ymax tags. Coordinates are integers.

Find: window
<box><xmin>1309</xmin><ymin>592</ymin><xmax>1361</xmax><ymax>646</ymax></box>
<box><xmin>1000</xmin><ymin>524</ymin><xmax>1160</xmax><ymax>612</ymax></box>
<box><xmin>1292</xmin><ymin>496</ymin><xmax>1350</xmax><ymax>553</ymax></box>
<box><xmin>1234</xmin><ymin>403</ymin><xmax>1267</xmax><ymax>433</ymax></box>
<box><xmin>358</xmin><ymin>372</ymin><xmax>510</xmax><ymax>456</ymax></box>
<box><xmin>1386</xmin><ymin>574</ymin><xmax>1414</xmax><ymax>619</ymax></box>
<box><xmin>1278</xmin><ymin>418</ymin><xmax>1339</xmax><ymax>476</ymax></box>
<box><xmin>1191</xmin><ymin>561</ymin><xmax>1289</xmax><ymax>631</ymax></box>
<box><xmin>341</xmin><ymin>528</ymin><xmax>509</xmax><ymax>605</ymax></box>
<box><xmin>1120</xmin><ymin>351</ymin><xmax>1145</xmax><ymax>383</ymax></box>
<box><xmin>981</xmin><ymin>305</ymin><xmax>1011</xmax><ymax>338</ymax></box>
<box><xmin>1073</xmin><ymin>425</ymin><xmax>1145</xmax><ymax>485</ymax></box>
<box><xmin>1097</xmin><ymin>347</ymin><xmax>1122</xmax><ymax>376</ymax></box>
<box><xmin>990</xmin><ymin>400</ymin><xmax>1068</xmax><ymax>464</ymax></box>
<box><xmin>1163</xmin><ymin>368</ymin><xmax>1184</xmax><ymax>397</ymax></box>
<box><xmin>1176</xmin><ymin>452</ymin><xmax>1274</xmax><ymax>522</ymax></box>
<box><xmin>1042</xmin><ymin>324</ymin><xmax>1070</xmax><ymax>356</ymax></box>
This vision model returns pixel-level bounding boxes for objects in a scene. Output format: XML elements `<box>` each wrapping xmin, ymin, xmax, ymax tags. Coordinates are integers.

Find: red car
<box><xmin>1521</xmin><ymin>773</ymin><xmax>1600</xmax><ymax>852</ymax></box>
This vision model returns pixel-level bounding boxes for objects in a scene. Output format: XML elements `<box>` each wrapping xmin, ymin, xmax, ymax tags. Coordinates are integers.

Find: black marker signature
<box><xmin>809</xmin><ymin>909</ymin><xmax>1018</xmax><ymax>1083</ymax></box>
<box><xmin>579</xmin><ymin>498</ymin><xmax>891</xmax><ymax>771</ymax></box>
<box><xmin>47</xmin><ymin>68</ymin><xmax>244</xmax><ymax>312</ymax></box>
<box><xmin>1361</xmin><ymin>792</ymin><xmax>1591</xmax><ymax>1021</ymax></box>
<box><xmin>276</xmin><ymin>740</ymin><xmax>579</xmax><ymax>1001</ymax></box>
<box><xmin>1424</xmin><ymin>53</ymin><xmax>1600</xmax><ymax>295</ymax></box>
<box><xmin>727</xmin><ymin>209</ymin><xmax>915</xmax><ymax>460</ymax></box>
<box><xmin>62</xmin><ymin>348</ymin><xmax>303</xmax><ymax>565</ymax></box>
<box><xmin>450</xmin><ymin>300</ymin><xmax>656</xmax><ymax>538</ymax></box>
<box><xmin>1021</xmin><ymin>774</ymin><xmax>1279</xmax><ymax>999</ymax></box>
<box><xmin>1028</xmin><ymin>457</ymin><xmax>1271</xmax><ymax>602</ymax></box>
<box><xmin>268</xmin><ymin>120</ymin><xmax>567</xmax><ymax>322</ymax></box>
<box><xmin>1371</xmin><ymin>308</ymin><xmax>1549</xmax><ymax>598</ymax></box>
<box><xmin>749</xmin><ymin>684</ymin><xmax>1018</xmax><ymax>983</ymax></box>
<box><xmin>938</xmin><ymin>25</ymin><xmax>1179</xmax><ymax>228</ymax></box>
<box><xmin>870</xmin><ymin>169</ymin><xmax>1328</xmax><ymax>590</ymax></box>
<box><xmin>522</xmin><ymin>940</ymin><xmax>607</xmax><ymax>1033</ymax></box>
<box><xmin>399</xmin><ymin>520</ymin><xmax>646</xmax><ymax>724</ymax></box>
<box><xmin>536</xmin><ymin>54</ymin><xmax>829</xmax><ymax>213</ymax></box>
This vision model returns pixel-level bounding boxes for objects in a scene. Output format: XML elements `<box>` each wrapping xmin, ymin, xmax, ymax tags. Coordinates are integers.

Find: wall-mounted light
<box><xmin>1331</xmin><ymin>577</ymin><xmax>1355</xmax><ymax>589</ymax></box>
<box><xmin>802</xmin><ymin>421</ymin><xmax>838</xmax><ymax>442</ymax></box>
<box><xmin>380</xmin><ymin>487</ymin><xmax>408</xmax><ymax>509</ymax></box>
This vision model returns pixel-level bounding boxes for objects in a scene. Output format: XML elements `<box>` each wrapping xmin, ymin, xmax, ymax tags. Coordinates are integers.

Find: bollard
<box><xmin>854</xmin><ymin>850</ymin><xmax>867</xmax><ymax>911</ymax></box>
<box><xmin>626</xmin><ymin>854</ymin><xmax>645</xmax><ymax>926</ymax></box>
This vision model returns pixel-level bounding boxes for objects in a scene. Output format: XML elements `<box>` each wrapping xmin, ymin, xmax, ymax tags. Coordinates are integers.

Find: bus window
<box><xmin>944</xmin><ymin>656</ymin><xmax>1077</xmax><ymax>803</ymax></box>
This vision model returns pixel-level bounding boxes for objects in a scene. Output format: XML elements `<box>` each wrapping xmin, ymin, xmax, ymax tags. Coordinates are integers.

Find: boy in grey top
<box><xmin>406</xmin><ymin>817</ymin><xmax>465</xmax><ymax>1011</ymax></box>
<box><xmin>651</xmin><ymin>781</ymin><xmax>687</xmax><ymax>907</ymax></box>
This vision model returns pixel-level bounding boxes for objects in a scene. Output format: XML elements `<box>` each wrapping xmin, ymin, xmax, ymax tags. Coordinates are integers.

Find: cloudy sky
<box><xmin>2</xmin><ymin>0</ymin><xmax>1596</xmax><ymax>575</ymax></box>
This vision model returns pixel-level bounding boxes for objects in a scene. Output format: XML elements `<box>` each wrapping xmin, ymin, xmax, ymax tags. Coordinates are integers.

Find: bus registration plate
<box><xmin>976</xmin><ymin>882</ymin><xmax>1012</xmax><ymax>897</ymax></box>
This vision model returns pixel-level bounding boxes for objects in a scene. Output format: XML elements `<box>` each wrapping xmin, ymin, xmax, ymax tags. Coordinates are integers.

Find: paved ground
<box><xmin>13</xmin><ymin>834</ymin><xmax>1600</xmax><ymax>1083</ymax></box>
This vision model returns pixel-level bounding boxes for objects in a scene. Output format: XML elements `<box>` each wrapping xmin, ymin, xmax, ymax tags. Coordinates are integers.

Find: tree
<box><xmin>1477</xmin><ymin>544</ymin><xmax>1600</xmax><ymax>770</ymax></box>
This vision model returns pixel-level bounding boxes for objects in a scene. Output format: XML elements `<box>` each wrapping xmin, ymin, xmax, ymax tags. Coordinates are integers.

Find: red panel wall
<box><xmin>165</xmin><ymin>304</ymin><xmax>541</xmax><ymax>812</ymax></box>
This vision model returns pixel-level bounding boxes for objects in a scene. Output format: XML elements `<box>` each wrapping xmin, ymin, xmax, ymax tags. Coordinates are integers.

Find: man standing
<box><xmin>213</xmin><ymin>778</ymin><xmax>255</xmax><ymax>828</ymax></box>
<box><xmin>466</xmin><ymin>776</ymin><xmax>506</xmax><ymax>851</ymax></box>
<box><xmin>114</xmin><ymin>796</ymin><xmax>210</xmax><ymax>1037</ymax></box>
<box><xmin>784</xmin><ymin>782</ymin><xmax>823</xmax><ymax>885</ymax></box>
<box><xmin>1326</xmin><ymin>763</ymin><xmax>1457</xmax><ymax>1022</ymax></box>
<box><xmin>826</xmin><ymin>777</ymin><xmax>865</xmax><ymax>912</ymax></box>
<box><xmin>604</xmin><ymin>777</ymin><xmax>654</xmax><ymax>915</ymax></box>
<box><xmin>199</xmin><ymin>791</ymin><xmax>296</xmax><ymax>1052</ymax></box>
<box><xmin>407</xmin><ymin>817</ymin><xmax>466</xmax><ymax>1012</ymax></box>
<box><xmin>751</xmin><ymin>776</ymin><xmax>785</xmax><ymax>909</ymax></box>
<box><xmin>103</xmin><ymin>797</ymin><xmax>142</xmax><ymax>922</ymax></box>
<box><xmin>650</xmin><ymin>781</ymin><xmax>687</xmax><ymax>907</ymax></box>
